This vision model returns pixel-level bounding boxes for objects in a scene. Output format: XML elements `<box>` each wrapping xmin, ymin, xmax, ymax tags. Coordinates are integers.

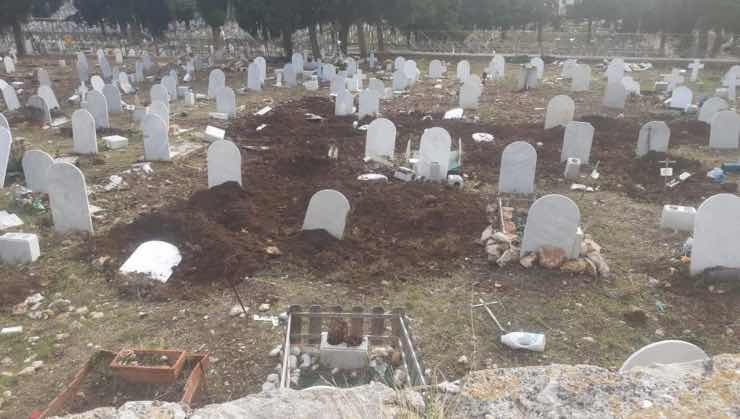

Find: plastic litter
<box><xmin>707</xmin><ymin>167</ymin><xmax>725</xmax><ymax>183</ymax></box>
<box><xmin>501</xmin><ymin>332</ymin><xmax>546</xmax><ymax>352</ymax></box>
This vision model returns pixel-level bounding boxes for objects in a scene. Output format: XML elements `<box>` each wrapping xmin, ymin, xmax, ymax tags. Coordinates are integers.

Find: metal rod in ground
<box><xmin>229</xmin><ymin>279</ymin><xmax>250</xmax><ymax>318</ymax></box>
<box><xmin>478</xmin><ymin>298</ymin><xmax>507</xmax><ymax>333</ymax></box>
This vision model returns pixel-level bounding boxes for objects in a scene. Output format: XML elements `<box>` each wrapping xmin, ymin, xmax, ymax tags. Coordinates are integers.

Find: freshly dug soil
<box><xmin>94</xmin><ymin>97</ymin><xmax>723</xmax><ymax>286</ymax></box>
<box><xmin>0</xmin><ymin>268</ymin><xmax>41</xmax><ymax>309</ymax></box>
<box><xmin>95</xmin><ymin>97</ymin><xmax>488</xmax><ymax>284</ymax></box>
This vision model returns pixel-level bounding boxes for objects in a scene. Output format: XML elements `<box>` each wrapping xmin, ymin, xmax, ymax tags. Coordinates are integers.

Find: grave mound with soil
<box><xmin>94</xmin><ymin>97</ymin><xmax>488</xmax><ymax>285</ymax></box>
<box><xmin>94</xmin><ymin>97</ymin><xmax>723</xmax><ymax>288</ymax></box>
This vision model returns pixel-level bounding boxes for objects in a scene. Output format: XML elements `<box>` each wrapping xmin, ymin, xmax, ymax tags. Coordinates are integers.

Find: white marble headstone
<box><xmin>691</xmin><ymin>194</ymin><xmax>740</xmax><ymax>275</ymax></box>
<box><xmin>1</xmin><ymin>85</ymin><xmax>21</xmax><ymax>111</ymax></box>
<box><xmin>37</xmin><ymin>68</ymin><xmax>52</xmax><ymax>87</ymax></box>
<box><xmin>365</xmin><ymin>118</ymin><xmax>396</xmax><ymax>160</ymax></box>
<box><xmin>603</xmin><ymin>82</ymin><xmax>627</xmax><ymax>109</ymax></box>
<box><xmin>283</xmin><ymin>64</ymin><xmax>297</xmax><ymax>88</ymax></box>
<box><xmin>207</xmin><ymin>69</ymin><xmax>226</xmax><ymax>98</ymax></box>
<box><xmin>459</xmin><ymin>81</ymin><xmax>481</xmax><ymax>110</ymax></box>
<box><xmin>148</xmin><ymin>100</ymin><xmax>170</xmax><ymax>128</ymax></box>
<box><xmin>142</xmin><ymin>113</ymin><xmax>170</xmax><ymax>161</ymax></box>
<box><xmin>417</xmin><ymin>127</ymin><xmax>452</xmax><ymax>181</ymax></box>
<box><xmin>636</xmin><ymin>121</ymin><xmax>670</xmax><ymax>157</ymax></box>
<box><xmin>72</xmin><ymin>109</ymin><xmax>98</xmax><ymax>154</ymax></box>
<box><xmin>302</xmin><ymin>189</ymin><xmax>351</xmax><ymax>240</ymax></box>
<box><xmin>456</xmin><ymin>60</ymin><xmax>471</xmax><ymax>82</ymax></box>
<box><xmin>37</xmin><ymin>85</ymin><xmax>60</xmax><ymax>110</ymax></box>
<box><xmin>669</xmin><ymin>86</ymin><xmax>693</xmax><ymax>109</ymax></box>
<box><xmin>247</xmin><ymin>62</ymin><xmax>261</xmax><ymax>91</ymax></box>
<box><xmin>84</xmin><ymin>90</ymin><xmax>109</xmax><ymax>129</ymax></box>
<box><xmin>21</xmin><ymin>149</ymin><xmax>54</xmax><ymax>193</ymax></box>
<box><xmin>429</xmin><ymin>60</ymin><xmax>444</xmax><ymax>78</ymax></box>
<box><xmin>150</xmin><ymin>84</ymin><xmax>169</xmax><ymax>105</ymax></box>
<box><xmin>48</xmin><ymin>162</ymin><xmax>93</xmax><ymax>234</ymax></box>
<box><xmin>27</xmin><ymin>95</ymin><xmax>51</xmax><ymax>125</ymax></box>
<box><xmin>545</xmin><ymin>95</ymin><xmax>575</xmax><ymax>129</ymax></box>
<box><xmin>358</xmin><ymin>89</ymin><xmax>380</xmax><ymax>119</ymax></box>
<box><xmin>530</xmin><ymin>57</ymin><xmax>544</xmax><ymax>79</ymax></box>
<box><xmin>709</xmin><ymin>110</ymin><xmax>740</xmax><ymax>149</ymax></box>
<box><xmin>392</xmin><ymin>70</ymin><xmax>408</xmax><ymax>91</ymax></box>
<box><xmin>0</xmin><ymin>127</ymin><xmax>10</xmax><ymax>188</ymax></box>
<box><xmin>216</xmin><ymin>86</ymin><xmax>237</xmax><ymax>118</ymax></box>
<box><xmin>698</xmin><ymin>97</ymin><xmax>729</xmax><ymax>124</ymax></box>
<box><xmin>161</xmin><ymin>75</ymin><xmax>177</xmax><ymax>102</ymax></box>
<box><xmin>606</xmin><ymin>58</ymin><xmax>625</xmax><ymax>83</ymax></box>
<box><xmin>207</xmin><ymin>140</ymin><xmax>242</xmax><ymax>188</ymax></box>
<box><xmin>102</xmin><ymin>84</ymin><xmax>122</xmax><ymax>113</ymax></box>
<box><xmin>91</xmin><ymin>75</ymin><xmax>105</xmax><ymax>93</ymax></box>
<box><xmin>520</xmin><ymin>194</ymin><xmax>580</xmax><ymax>258</ymax></box>
<box><xmin>499</xmin><ymin>141</ymin><xmax>537</xmax><ymax>194</ymax></box>
<box><xmin>560</xmin><ymin>121</ymin><xmax>595</xmax><ymax>163</ymax></box>
<box><xmin>571</xmin><ymin>64</ymin><xmax>591</xmax><ymax>92</ymax></box>
<box><xmin>335</xmin><ymin>89</ymin><xmax>354</xmax><ymax>117</ymax></box>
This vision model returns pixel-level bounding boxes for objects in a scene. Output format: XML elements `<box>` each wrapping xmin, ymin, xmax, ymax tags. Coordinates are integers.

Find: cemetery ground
<box><xmin>1</xmin><ymin>56</ymin><xmax>739</xmax><ymax>416</ymax></box>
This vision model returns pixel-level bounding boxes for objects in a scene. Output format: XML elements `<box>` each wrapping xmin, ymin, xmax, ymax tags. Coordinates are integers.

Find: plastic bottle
<box><xmin>501</xmin><ymin>332</ymin><xmax>546</xmax><ymax>352</ymax></box>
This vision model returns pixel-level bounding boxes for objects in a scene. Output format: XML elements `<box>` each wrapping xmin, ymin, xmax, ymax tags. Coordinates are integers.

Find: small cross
<box><xmin>688</xmin><ymin>60</ymin><xmax>704</xmax><ymax>82</ymax></box>
<box><xmin>659</xmin><ymin>159</ymin><xmax>677</xmax><ymax>189</ymax></box>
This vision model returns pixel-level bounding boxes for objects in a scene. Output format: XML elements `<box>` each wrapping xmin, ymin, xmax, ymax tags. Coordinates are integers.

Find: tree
<box><xmin>169</xmin><ymin>0</ymin><xmax>196</xmax><ymax>28</ymax></box>
<box><xmin>196</xmin><ymin>0</ymin><xmax>229</xmax><ymax>49</ymax></box>
<box><xmin>0</xmin><ymin>0</ymin><xmax>63</xmax><ymax>56</ymax></box>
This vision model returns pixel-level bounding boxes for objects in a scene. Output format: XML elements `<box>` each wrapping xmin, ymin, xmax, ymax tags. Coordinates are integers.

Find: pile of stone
<box><xmin>478</xmin><ymin>204</ymin><xmax>609</xmax><ymax>277</ymax></box>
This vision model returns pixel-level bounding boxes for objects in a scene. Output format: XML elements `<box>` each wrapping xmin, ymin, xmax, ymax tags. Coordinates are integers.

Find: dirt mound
<box><xmin>95</xmin><ymin>97</ymin><xmax>488</xmax><ymax>285</ymax></box>
<box><xmin>95</xmin><ymin>98</ymin><xmax>721</xmax><ymax>287</ymax></box>
<box><xmin>0</xmin><ymin>268</ymin><xmax>40</xmax><ymax>309</ymax></box>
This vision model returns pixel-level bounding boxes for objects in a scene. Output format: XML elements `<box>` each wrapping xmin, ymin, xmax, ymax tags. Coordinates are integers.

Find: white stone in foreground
<box><xmin>119</xmin><ymin>241</ymin><xmax>182</xmax><ymax>283</ymax></box>
<box><xmin>619</xmin><ymin>340</ymin><xmax>709</xmax><ymax>373</ymax></box>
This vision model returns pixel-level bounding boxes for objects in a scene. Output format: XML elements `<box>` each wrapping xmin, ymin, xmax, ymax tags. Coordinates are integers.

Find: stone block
<box><xmin>319</xmin><ymin>331</ymin><xmax>369</xmax><ymax>370</ymax></box>
<box><xmin>564</xmin><ymin>158</ymin><xmax>581</xmax><ymax>180</ymax></box>
<box><xmin>0</xmin><ymin>233</ymin><xmax>40</xmax><ymax>264</ymax></box>
<box><xmin>660</xmin><ymin>205</ymin><xmax>696</xmax><ymax>232</ymax></box>
<box><xmin>103</xmin><ymin>135</ymin><xmax>129</xmax><ymax>150</ymax></box>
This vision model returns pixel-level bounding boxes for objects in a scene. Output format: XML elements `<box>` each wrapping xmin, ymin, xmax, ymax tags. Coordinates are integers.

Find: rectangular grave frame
<box><xmin>281</xmin><ymin>305</ymin><xmax>425</xmax><ymax>389</ymax></box>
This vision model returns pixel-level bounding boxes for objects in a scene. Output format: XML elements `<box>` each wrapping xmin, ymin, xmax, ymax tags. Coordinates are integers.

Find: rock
<box><xmin>586</xmin><ymin>252</ymin><xmax>610</xmax><ymax>276</ymax></box>
<box><xmin>16</xmin><ymin>366</ymin><xmax>36</xmax><ymax>376</ymax></box>
<box><xmin>390</xmin><ymin>350</ymin><xmax>402</xmax><ymax>367</ymax></box>
<box><xmin>581</xmin><ymin>336</ymin><xmax>596</xmax><ymax>343</ymax></box>
<box><xmin>370</xmin><ymin>347</ymin><xmax>389</xmax><ymax>359</ymax></box>
<box><xmin>485</xmin><ymin>242</ymin><xmax>504</xmax><ymax>261</ymax></box>
<box><xmin>229</xmin><ymin>305</ymin><xmax>247</xmax><ymax>317</ymax></box>
<box><xmin>726</xmin><ymin>327</ymin><xmax>735</xmax><ymax>337</ymax></box>
<box><xmin>259</xmin><ymin>303</ymin><xmax>270</xmax><ymax>312</ymax></box>
<box><xmin>560</xmin><ymin>259</ymin><xmax>588</xmax><ymax>274</ymax></box>
<box><xmin>266</xmin><ymin>373</ymin><xmax>279</xmax><ymax>383</ymax></box>
<box><xmin>457</xmin><ymin>355</ymin><xmax>469</xmax><ymax>365</ymax></box>
<box><xmin>91</xmin><ymin>312</ymin><xmax>105</xmax><ymax>319</ymax></box>
<box><xmin>393</xmin><ymin>368</ymin><xmax>406</xmax><ymax>387</ymax></box>
<box><xmin>537</xmin><ymin>246</ymin><xmax>566</xmax><ymax>269</ymax></box>
<box><xmin>261</xmin><ymin>382</ymin><xmax>275</xmax><ymax>392</ymax></box>
<box><xmin>479</xmin><ymin>225</ymin><xmax>494</xmax><ymax>244</ymax></box>
<box><xmin>438</xmin><ymin>381</ymin><xmax>461</xmax><ymax>394</ymax></box>
<box><xmin>623</xmin><ymin>306</ymin><xmax>648</xmax><ymax>325</ymax></box>
<box><xmin>265</xmin><ymin>246</ymin><xmax>282</xmax><ymax>257</ymax></box>
<box><xmin>496</xmin><ymin>248</ymin><xmax>519</xmax><ymax>267</ymax></box>
<box><xmin>520</xmin><ymin>253</ymin><xmax>537</xmax><ymax>268</ymax></box>
<box><xmin>492</xmin><ymin>232</ymin><xmax>516</xmax><ymax>244</ymax></box>
<box><xmin>290</xmin><ymin>346</ymin><xmax>301</xmax><ymax>356</ymax></box>
<box><xmin>269</xmin><ymin>346</ymin><xmax>282</xmax><ymax>357</ymax></box>
<box><xmin>75</xmin><ymin>306</ymin><xmax>89</xmax><ymax>315</ymax></box>
<box><xmin>0</xmin><ymin>357</ymin><xmax>12</xmax><ymax>367</ymax></box>
<box><xmin>655</xmin><ymin>328</ymin><xmax>665</xmax><ymax>337</ymax></box>
<box><xmin>55</xmin><ymin>333</ymin><xmax>70</xmax><ymax>341</ymax></box>
<box><xmin>48</xmin><ymin>299</ymin><xmax>72</xmax><ymax>313</ymax></box>
<box><xmin>580</xmin><ymin>237</ymin><xmax>602</xmax><ymax>255</ymax></box>
<box><xmin>138</xmin><ymin>312</ymin><xmax>148</xmax><ymax>319</ymax></box>
<box><xmin>300</xmin><ymin>353</ymin><xmax>312</xmax><ymax>369</ymax></box>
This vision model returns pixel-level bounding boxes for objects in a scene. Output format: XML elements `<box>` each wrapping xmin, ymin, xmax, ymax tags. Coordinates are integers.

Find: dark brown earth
<box><xmin>93</xmin><ymin>96</ymin><xmax>731</xmax><ymax>291</ymax></box>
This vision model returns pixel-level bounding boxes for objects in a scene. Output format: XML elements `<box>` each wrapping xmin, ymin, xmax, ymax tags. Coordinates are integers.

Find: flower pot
<box><xmin>110</xmin><ymin>349</ymin><xmax>186</xmax><ymax>385</ymax></box>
